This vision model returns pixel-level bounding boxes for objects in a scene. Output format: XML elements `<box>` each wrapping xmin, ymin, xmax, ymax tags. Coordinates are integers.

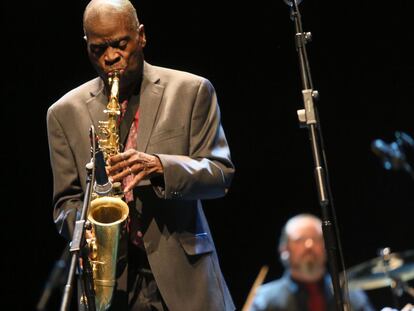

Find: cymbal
<box><xmin>346</xmin><ymin>250</ymin><xmax>414</xmax><ymax>290</ymax></box>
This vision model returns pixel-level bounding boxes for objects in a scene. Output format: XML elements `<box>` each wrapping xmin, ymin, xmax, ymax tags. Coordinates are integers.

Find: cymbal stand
<box><xmin>379</xmin><ymin>248</ymin><xmax>414</xmax><ymax>309</ymax></box>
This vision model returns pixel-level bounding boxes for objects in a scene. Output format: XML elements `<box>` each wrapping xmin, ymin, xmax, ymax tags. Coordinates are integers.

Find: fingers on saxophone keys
<box><xmin>108</xmin><ymin>153</ymin><xmax>124</xmax><ymax>165</ymax></box>
<box><xmin>111</xmin><ymin>168</ymin><xmax>131</xmax><ymax>182</ymax></box>
<box><xmin>110</xmin><ymin>162</ymin><xmax>148</xmax><ymax>183</ymax></box>
<box><xmin>121</xmin><ymin>163</ymin><xmax>133</xmax><ymax>176</ymax></box>
<box><xmin>128</xmin><ymin>163</ymin><xmax>148</xmax><ymax>176</ymax></box>
<box><xmin>124</xmin><ymin>170</ymin><xmax>146</xmax><ymax>192</ymax></box>
<box><xmin>108</xmin><ymin>160</ymin><xmax>129</xmax><ymax>174</ymax></box>
<box><xmin>108</xmin><ymin>149</ymin><xmax>133</xmax><ymax>165</ymax></box>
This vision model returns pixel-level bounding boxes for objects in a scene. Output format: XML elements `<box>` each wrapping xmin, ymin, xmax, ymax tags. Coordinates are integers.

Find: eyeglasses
<box><xmin>290</xmin><ymin>236</ymin><xmax>324</xmax><ymax>245</ymax></box>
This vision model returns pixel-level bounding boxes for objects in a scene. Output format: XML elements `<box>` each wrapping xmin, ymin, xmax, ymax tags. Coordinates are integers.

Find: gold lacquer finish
<box><xmin>87</xmin><ymin>71</ymin><xmax>129</xmax><ymax>311</ymax></box>
<box><xmin>87</xmin><ymin>197</ymin><xmax>129</xmax><ymax>311</ymax></box>
<box><xmin>98</xmin><ymin>71</ymin><xmax>121</xmax><ymax>160</ymax></box>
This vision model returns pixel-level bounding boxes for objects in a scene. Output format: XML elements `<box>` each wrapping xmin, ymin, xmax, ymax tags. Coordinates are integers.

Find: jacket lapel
<box><xmin>136</xmin><ymin>63</ymin><xmax>164</xmax><ymax>152</ymax></box>
<box><xmin>85</xmin><ymin>78</ymin><xmax>108</xmax><ymax>137</ymax></box>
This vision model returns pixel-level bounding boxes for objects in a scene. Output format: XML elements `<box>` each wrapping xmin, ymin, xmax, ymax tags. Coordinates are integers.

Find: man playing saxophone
<box><xmin>46</xmin><ymin>0</ymin><xmax>235</xmax><ymax>310</ymax></box>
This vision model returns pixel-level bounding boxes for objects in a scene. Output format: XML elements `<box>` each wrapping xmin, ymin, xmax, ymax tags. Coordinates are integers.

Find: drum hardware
<box><xmin>345</xmin><ymin>247</ymin><xmax>414</xmax><ymax>298</ymax></box>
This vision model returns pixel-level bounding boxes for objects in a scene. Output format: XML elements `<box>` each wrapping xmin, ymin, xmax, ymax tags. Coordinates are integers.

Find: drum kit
<box><xmin>345</xmin><ymin>247</ymin><xmax>414</xmax><ymax>311</ymax></box>
<box><xmin>345</xmin><ymin>247</ymin><xmax>414</xmax><ymax>298</ymax></box>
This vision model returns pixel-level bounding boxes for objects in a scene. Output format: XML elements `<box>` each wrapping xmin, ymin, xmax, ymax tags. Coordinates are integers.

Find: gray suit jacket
<box><xmin>46</xmin><ymin>62</ymin><xmax>235</xmax><ymax>311</ymax></box>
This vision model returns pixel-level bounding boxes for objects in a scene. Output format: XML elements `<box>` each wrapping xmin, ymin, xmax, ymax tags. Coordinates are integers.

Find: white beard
<box><xmin>294</xmin><ymin>257</ymin><xmax>325</xmax><ymax>281</ymax></box>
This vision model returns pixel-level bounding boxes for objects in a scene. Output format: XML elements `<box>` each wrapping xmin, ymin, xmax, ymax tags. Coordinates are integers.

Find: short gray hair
<box><xmin>278</xmin><ymin>213</ymin><xmax>322</xmax><ymax>251</ymax></box>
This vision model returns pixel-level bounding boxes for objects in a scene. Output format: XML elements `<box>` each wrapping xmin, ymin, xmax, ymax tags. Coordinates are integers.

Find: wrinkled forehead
<box><xmin>286</xmin><ymin>217</ymin><xmax>322</xmax><ymax>240</ymax></box>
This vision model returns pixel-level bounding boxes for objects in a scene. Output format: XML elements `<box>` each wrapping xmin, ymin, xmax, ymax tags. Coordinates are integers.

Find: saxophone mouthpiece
<box><xmin>108</xmin><ymin>70</ymin><xmax>122</xmax><ymax>78</ymax></box>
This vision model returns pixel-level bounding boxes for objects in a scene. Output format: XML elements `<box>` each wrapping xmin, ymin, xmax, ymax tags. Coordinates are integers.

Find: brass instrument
<box><xmin>98</xmin><ymin>71</ymin><xmax>122</xmax><ymax>160</ymax></box>
<box><xmin>86</xmin><ymin>71</ymin><xmax>129</xmax><ymax>311</ymax></box>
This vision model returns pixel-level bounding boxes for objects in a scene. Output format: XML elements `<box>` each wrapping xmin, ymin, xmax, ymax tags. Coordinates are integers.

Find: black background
<box><xmin>4</xmin><ymin>1</ymin><xmax>414</xmax><ymax>310</ymax></box>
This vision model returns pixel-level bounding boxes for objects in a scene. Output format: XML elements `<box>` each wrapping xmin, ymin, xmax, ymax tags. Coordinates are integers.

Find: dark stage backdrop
<box><xmin>4</xmin><ymin>1</ymin><xmax>414</xmax><ymax>310</ymax></box>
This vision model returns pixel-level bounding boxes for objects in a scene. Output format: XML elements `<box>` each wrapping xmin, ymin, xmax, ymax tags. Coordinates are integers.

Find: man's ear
<box><xmin>279</xmin><ymin>248</ymin><xmax>290</xmax><ymax>268</ymax></box>
<box><xmin>138</xmin><ymin>24</ymin><xmax>146</xmax><ymax>47</ymax></box>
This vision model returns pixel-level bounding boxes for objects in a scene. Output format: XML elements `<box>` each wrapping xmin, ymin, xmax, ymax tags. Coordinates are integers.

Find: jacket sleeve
<box><xmin>47</xmin><ymin>106</ymin><xmax>83</xmax><ymax>239</ymax></box>
<box><xmin>153</xmin><ymin>78</ymin><xmax>235</xmax><ymax>200</ymax></box>
<box><xmin>349</xmin><ymin>289</ymin><xmax>376</xmax><ymax>311</ymax></box>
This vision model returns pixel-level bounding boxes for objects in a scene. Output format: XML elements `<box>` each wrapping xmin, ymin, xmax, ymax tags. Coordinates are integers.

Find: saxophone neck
<box><xmin>108</xmin><ymin>71</ymin><xmax>120</xmax><ymax>105</ymax></box>
<box><xmin>97</xmin><ymin>71</ymin><xmax>122</xmax><ymax>160</ymax></box>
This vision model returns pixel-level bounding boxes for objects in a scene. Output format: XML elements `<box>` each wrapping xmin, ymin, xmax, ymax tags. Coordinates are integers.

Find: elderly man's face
<box><xmin>285</xmin><ymin>217</ymin><xmax>326</xmax><ymax>281</ymax></box>
<box><xmin>85</xmin><ymin>11</ymin><xmax>145</xmax><ymax>92</ymax></box>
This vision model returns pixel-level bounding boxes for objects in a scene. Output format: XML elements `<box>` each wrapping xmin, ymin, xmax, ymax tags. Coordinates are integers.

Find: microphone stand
<box><xmin>36</xmin><ymin>245</ymin><xmax>69</xmax><ymax>311</ymax></box>
<box><xmin>59</xmin><ymin>126</ymin><xmax>97</xmax><ymax>311</ymax></box>
<box><xmin>286</xmin><ymin>1</ymin><xmax>348</xmax><ymax>310</ymax></box>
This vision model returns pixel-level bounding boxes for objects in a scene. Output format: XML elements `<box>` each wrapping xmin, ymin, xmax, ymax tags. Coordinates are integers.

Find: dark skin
<box><xmin>84</xmin><ymin>2</ymin><xmax>163</xmax><ymax>193</ymax></box>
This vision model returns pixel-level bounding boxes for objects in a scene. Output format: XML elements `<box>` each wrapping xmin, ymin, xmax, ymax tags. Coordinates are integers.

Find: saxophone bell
<box><xmin>87</xmin><ymin>196</ymin><xmax>129</xmax><ymax>311</ymax></box>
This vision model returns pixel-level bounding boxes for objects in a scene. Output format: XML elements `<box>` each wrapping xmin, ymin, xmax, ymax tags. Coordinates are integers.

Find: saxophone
<box><xmin>86</xmin><ymin>71</ymin><xmax>129</xmax><ymax>311</ymax></box>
